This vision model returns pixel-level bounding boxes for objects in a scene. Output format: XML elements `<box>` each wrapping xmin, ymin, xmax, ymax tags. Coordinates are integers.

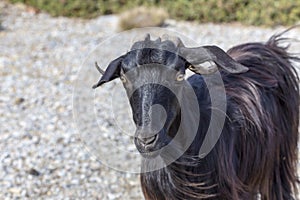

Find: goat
<box><xmin>93</xmin><ymin>30</ymin><xmax>299</xmax><ymax>199</ymax></box>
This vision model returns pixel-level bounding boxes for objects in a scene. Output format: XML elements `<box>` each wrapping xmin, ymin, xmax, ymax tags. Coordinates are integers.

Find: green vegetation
<box><xmin>9</xmin><ymin>0</ymin><xmax>300</xmax><ymax>26</ymax></box>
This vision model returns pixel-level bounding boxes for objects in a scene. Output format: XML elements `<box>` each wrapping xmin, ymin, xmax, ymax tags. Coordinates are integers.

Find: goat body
<box><xmin>93</xmin><ymin>32</ymin><xmax>299</xmax><ymax>200</ymax></box>
<box><xmin>142</xmin><ymin>36</ymin><xmax>299</xmax><ymax>200</ymax></box>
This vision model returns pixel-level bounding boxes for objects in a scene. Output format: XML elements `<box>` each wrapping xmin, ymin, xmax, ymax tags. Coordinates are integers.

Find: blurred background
<box><xmin>0</xmin><ymin>0</ymin><xmax>299</xmax><ymax>199</ymax></box>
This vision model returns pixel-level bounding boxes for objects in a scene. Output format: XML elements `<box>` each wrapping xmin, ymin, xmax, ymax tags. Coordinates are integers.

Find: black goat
<box><xmin>93</xmin><ymin>31</ymin><xmax>299</xmax><ymax>199</ymax></box>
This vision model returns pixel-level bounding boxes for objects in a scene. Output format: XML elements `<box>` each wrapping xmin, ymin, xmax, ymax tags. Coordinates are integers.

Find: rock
<box><xmin>14</xmin><ymin>97</ymin><xmax>25</xmax><ymax>105</ymax></box>
<box><xmin>28</xmin><ymin>168</ymin><xmax>41</xmax><ymax>176</ymax></box>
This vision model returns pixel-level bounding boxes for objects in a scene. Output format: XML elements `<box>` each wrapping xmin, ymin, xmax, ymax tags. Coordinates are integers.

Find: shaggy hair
<box><xmin>139</xmin><ymin>34</ymin><xmax>299</xmax><ymax>200</ymax></box>
<box><xmin>93</xmin><ymin>31</ymin><xmax>300</xmax><ymax>199</ymax></box>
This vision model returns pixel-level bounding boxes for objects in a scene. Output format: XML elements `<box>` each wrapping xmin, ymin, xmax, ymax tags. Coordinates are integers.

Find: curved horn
<box><xmin>179</xmin><ymin>45</ymin><xmax>249</xmax><ymax>74</ymax></box>
<box><xmin>161</xmin><ymin>34</ymin><xmax>184</xmax><ymax>47</ymax></box>
<box><xmin>94</xmin><ymin>62</ymin><xmax>105</xmax><ymax>75</ymax></box>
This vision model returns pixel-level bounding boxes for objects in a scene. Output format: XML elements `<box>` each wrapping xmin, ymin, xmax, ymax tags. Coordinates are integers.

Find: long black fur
<box><xmin>94</xmin><ymin>31</ymin><xmax>300</xmax><ymax>199</ymax></box>
<box><xmin>139</xmin><ymin>34</ymin><xmax>299</xmax><ymax>199</ymax></box>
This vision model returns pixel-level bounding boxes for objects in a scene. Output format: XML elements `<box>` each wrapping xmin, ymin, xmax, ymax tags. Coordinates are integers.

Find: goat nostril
<box><xmin>138</xmin><ymin>135</ymin><xmax>157</xmax><ymax>146</ymax></box>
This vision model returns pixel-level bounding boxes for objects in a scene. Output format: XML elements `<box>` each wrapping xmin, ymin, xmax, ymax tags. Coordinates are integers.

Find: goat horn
<box><xmin>179</xmin><ymin>46</ymin><xmax>249</xmax><ymax>74</ymax></box>
<box><xmin>132</xmin><ymin>33</ymin><xmax>151</xmax><ymax>45</ymax></box>
<box><xmin>161</xmin><ymin>34</ymin><xmax>184</xmax><ymax>47</ymax></box>
<box><xmin>155</xmin><ymin>37</ymin><xmax>161</xmax><ymax>43</ymax></box>
<box><xmin>94</xmin><ymin>62</ymin><xmax>105</xmax><ymax>75</ymax></box>
<box><xmin>145</xmin><ymin>33</ymin><xmax>151</xmax><ymax>41</ymax></box>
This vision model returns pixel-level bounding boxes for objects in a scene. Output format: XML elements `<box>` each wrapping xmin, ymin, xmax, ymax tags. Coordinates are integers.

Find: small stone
<box><xmin>9</xmin><ymin>187</ymin><xmax>21</xmax><ymax>194</ymax></box>
<box><xmin>28</xmin><ymin>168</ymin><xmax>41</xmax><ymax>176</ymax></box>
<box><xmin>15</xmin><ymin>97</ymin><xmax>25</xmax><ymax>105</ymax></box>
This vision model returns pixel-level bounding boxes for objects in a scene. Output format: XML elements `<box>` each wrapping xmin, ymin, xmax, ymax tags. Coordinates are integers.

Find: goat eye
<box><xmin>120</xmin><ymin>75</ymin><xmax>127</xmax><ymax>83</ymax></box>
<box><xmin>176</xmin><ymin>73</ymin><xmax>185</xmax><ymax>81</ymax></box>
<box><xmin>189</xmin><ymin>65</ymin><xmax>196</xmax><ymax>71</ymax></box>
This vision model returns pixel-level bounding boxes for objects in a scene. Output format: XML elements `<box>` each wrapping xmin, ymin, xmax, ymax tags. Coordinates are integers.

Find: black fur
<box><xmin>95</xmin><ymin>32</ymin><xmax>299</xmax><ymax>199</ymax></box>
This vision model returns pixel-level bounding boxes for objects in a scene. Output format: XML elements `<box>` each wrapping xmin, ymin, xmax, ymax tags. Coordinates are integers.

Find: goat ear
<box><xmin>180</xmin><ymin>45</ymin><xmax>249</xmax><ymax>74</ymax></box>
<box><xmin>92</xmin><ymin>56</ymin><xmax>123</xmax><ymax>89</ymax></box>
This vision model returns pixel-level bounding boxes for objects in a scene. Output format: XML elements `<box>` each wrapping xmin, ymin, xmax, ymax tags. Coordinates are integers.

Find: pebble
<box><xmin>0</xmin><ymin>1</ymin><xmax>299</xmax><ymax>199</ymax></box>
<box><xmin>28</xmin><ymin>168</ymin><xmax>41</xmax><ymax>176</ymax></box>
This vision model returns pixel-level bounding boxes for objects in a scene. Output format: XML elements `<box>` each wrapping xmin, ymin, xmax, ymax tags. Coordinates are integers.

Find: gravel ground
<box><xmin>0</xmin><ymin>2</ymin><xmax>300</xmax><ymax>199</ymax></box>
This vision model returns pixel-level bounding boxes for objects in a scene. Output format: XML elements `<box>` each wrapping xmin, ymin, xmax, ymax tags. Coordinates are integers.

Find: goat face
<box><xmin>93</xmin><ymin>35</ymin><xmax>248</xmax><ymax>159</ymax></box>
<box><xmin>116</xmin><ymin>47</ymin><xmax>188</xmax><ymax>158</ymax></box>
<box><xmin>124</xmin><ymin>64</ymin><xmax>186</xmax><ymax>158</ymax></box>
<box><xmin>93</xmin><ymin>37</ymin><xmax>189</xmax><ymax>158</ymax></box>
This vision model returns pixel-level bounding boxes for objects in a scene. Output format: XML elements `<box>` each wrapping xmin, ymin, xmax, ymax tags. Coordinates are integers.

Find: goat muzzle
<box><xmin>136</xmin><ymin>134</ymin><xmax>158</xmax><ymax>147</ymax></box>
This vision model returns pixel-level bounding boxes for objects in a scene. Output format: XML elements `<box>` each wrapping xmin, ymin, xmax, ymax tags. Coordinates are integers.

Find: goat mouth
<box><xmin>134</xmin><ymin>134</ymin><xmax>163</xmax><ymax>157</ymax></box>
<box><xmin>140</xmin><ymin>150</ymin><xmax>161</xmax><ymax>159</ymax></box>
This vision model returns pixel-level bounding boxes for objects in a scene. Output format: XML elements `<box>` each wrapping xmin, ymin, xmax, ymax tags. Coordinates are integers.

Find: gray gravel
<box><xmin>0</xmin><ymin>2</ymin><xmax>299</xmax><ymax>199</ymax></box>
